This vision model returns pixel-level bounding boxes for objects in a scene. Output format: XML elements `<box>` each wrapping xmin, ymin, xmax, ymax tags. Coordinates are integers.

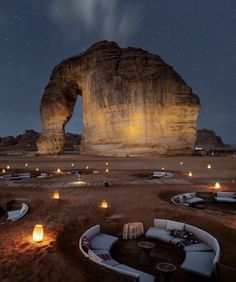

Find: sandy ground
<box><xmin>0</xmin><ymin>154</ymin><xmax>236</xmax><ymax>282</ymax></box>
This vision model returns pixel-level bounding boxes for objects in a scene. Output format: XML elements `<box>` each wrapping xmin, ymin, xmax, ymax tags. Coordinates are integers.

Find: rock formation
<box><xmin>195</xmin><ymin>129</ymin><xmax>229</xmax><ymax>149</ymax></box>
<box><xmin>37</xmin><ymin>41</ymin><xmax>200</xmax><ymax>156</ymax></box>
<box><xmin>0</xmin><ymin>130</ymin><xmax>81</xmax><ymax>152</ymax></box>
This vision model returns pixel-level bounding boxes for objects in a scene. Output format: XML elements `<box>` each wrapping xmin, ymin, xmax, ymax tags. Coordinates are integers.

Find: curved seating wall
<box><xmin>7</xmin><ymin>203</ymin><xmax>29</xmax><ymax>221</ymax></box>
<box><xmin>145</xmin><ymin>219</ymin><xmax>220</xmax><ymax>277</ymax></box>
<box><xmin>79</xmin><ymin>224</ymin><xmax>155</xmax><ymax>282</ymax></box>
<box><xmin>171</xmin><ymin>192</ymin><xmax>204</xmax><ymax>207</ymax></box>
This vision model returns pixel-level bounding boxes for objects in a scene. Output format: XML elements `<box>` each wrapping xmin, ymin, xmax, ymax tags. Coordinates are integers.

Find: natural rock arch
<box><xmin>37</xmin><ymin>41</ymin><xmax>200</xmax><ymax>156</ymax></box>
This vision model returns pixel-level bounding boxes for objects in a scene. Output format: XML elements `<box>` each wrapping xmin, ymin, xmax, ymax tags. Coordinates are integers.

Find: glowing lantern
<box><xmin>35</xmin><ymin>168</ymin><xmax>39</xmax><ymax>172</ymax></box>
<box><xmin>161</xmin><ymin>167</ymin><xmax>165</xmax><ymax>171</ymax></box>
<box><xmin>71</xmin><ymin>163</ymin><xmax>74</xmax><ymax>167</ymax></box>
<box><xmin>6</xmin><ymin>165</ymin><xmax>10</xmax><ymax>170</ymax></box>
<box><xmin>180</xmin><ymin>162</ymin><xmax>183</xmax><ymax>165</ymax></box>
<box><xmin>215</xmin><ymin>182</ymin><xmax>221</xmax><ymax>189</ymax></box>
<box><xmin>53</xmin><ymin>191</ymin><xmax>60</xmax><ymax>199</ymax></box>
<box><xmin>32</xmin><ymin>224</ymin><xmax>44</xmax><ymax>242</ymax></box>
<box><xmin>188</xmin><ymin>172</ymin><xmax>192</xmax><ymax>177</ymax></box>
<box><xmin>86</xmin><ymin>166</ymin><xmax>89</xmax><ymax>170</ymax></box>
<box><xmin>25</xmin><ymin>163</ymin><xmax>28</xmax><ymax>167</ymax></box>
<box><xmin>57</xmin><ymin>168</ymin><xmax>61</xmax><ymax>173</ymax></box>
<box><xmin>105</xmin><ymin>162</ymin><xmax>109</xmax><ymax>166</ymax></box>
<box><xmin>2</xmin><ymin>169</ymin><xmax>6</xmax><ymax>173</ymax></box>
<box><xmin>207</xmin><ymin>164</ymin><xmax>211</xmax><ymax>169</ymax></box>
<box><xmin>105</xmin><ymin>168</ymin><xmax>109</xmax><ymax>173</ymax></box>
<box><xmin>101</xmin><ymin>200</ymin><xmax>108</xmax><ymax>209</ymax></box>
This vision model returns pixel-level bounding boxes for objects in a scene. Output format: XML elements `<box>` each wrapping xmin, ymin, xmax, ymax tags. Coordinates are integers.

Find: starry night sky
<box><xmin>1</xmin><ymin>0</ymin><xmax>236</xmax><ymax>144</ymax></box>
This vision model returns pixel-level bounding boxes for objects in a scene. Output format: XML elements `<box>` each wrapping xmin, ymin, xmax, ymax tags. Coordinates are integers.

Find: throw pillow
<box><xmin>81</xmin><ymin>236</ymin><xmax>90</xmax><ymax>252</ymax></box>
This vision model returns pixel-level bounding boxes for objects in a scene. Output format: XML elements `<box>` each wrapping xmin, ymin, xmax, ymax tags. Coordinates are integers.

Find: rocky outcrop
<box><xmin>196</xmin><ymin>129</ymin><xmax>229</xmax><ymax>148</ymax></box>
<box><xmin>0</xmin><ymin>130</ymin><xmax>81</xmax><ymax>151</ymax></box>
<box><xmin>37</xmin><ymin>41</ymin><xmax>200</xmax><ymax>156</ymax></box>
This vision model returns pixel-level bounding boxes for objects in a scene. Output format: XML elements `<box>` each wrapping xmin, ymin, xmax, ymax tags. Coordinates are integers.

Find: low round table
<box><xmin>138</xmin><ymin>241</ymin><xmax>155</xmax><ymax>266</ymax></box>
<box><xmin>156</xmin><ymin>262</ymin><xmax>176</xmax><ymax>282</ymax></box>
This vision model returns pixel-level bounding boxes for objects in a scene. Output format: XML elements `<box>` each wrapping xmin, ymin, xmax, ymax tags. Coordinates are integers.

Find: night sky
<box><xmin>1</xmin><ymin>0</ymin><xmax>236</xmax><ymax>145</ymax></box>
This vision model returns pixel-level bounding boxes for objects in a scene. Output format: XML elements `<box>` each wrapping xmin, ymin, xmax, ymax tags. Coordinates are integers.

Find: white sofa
<box><xmin>152</xmin><ymin>171</ymin><xmax>173</xmax><ymax>178</ymax></box>
<box><xmin>215</xmin><ymin>192</ymin><xmax>236</xmax><ymax>203</ymax></box>
<box><xmin>79</xmin><ymin>224</ymin><xmax>155</xmax><ymax>282</ymax></box>
<box><xmin>145</xmin><ymin>219</ymin><xmax>220</xmax><ymax>278</ymax></box>
<box><xmin>172</xmin><ymin>192</ymin><xmax>204</xmax><ymax>207</ymax></box>
<box><xmin>7</xmin><ymin>203</ymin><xmax>29</xmax><ymax>221</ymax></box>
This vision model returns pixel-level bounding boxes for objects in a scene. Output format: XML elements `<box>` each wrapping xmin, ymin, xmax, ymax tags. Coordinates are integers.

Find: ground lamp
<box><xmin>2</xmin><ymin>169</ymin><xmax>6</xmax><ymax>173</ymax></box>
<box><xmin>105</xmin><ymin>162</ymin><xmax>109</xmax><ymax>166</ymax></box>
<box><xmin>53</xmin><ymin>191</ymin><xmax>60</xmax><ymax>199</ymax></box>
<box><xmin>32</xmin><ymin>224</ymin><xmax>44</xmax><ymax>243</ymax></box>
<box><xmin>215</xmin><ymin>182</ymin><xmax>221</xmax><ymax>189</ymax></box>
<box><xmin>101</xmin><ymin>200</ymin><xmax>108</xmax><ymax>209</ymax></box>
<box><xmin>188</xmin><ymin>172</ymin><xmax>192</xmax><ymax>177</ymax></box>
<box><xmin>71</xmin><ymin>163</ymin><xmax>74</xmax><ymax>167</ymax></box>
<box><xmin>86</xmin><ymin>166</ymin><xmax>89</xmax><ymax>170</ymax></box>
<box><xmin>56</xmin><ymin>168</ymin><xmax>61</xmax><ymax>173</ymax></box>
<box><xmin>180</xmin><ymin>162</ymin><xmax>183</xmax><ymax>165</ymax></box>
<box><xmin>35</xmin><ymin>168</ymin><xmax>39</xmax><ymax>172</ymax></box>
<box><xmin>6</xmin><ymin>165</ymin><xmax>10</xmax><ymax>170</ymax></box>
<box><xmin>207</xmin><ymin>164</ymin><xmax>211</xmax><ymax>169</ymax></box>
<box><xmin>25</xmin><ymin>163</ymin><xmax>28</xmax><ymax>167</ymax></box>
<box><xmin>161</xmin><ymin>167</ymin><xmax>165</xmax><ymax>171</ymax></box>
<box><xmin>105</xmin><ymin>168</ymin><xmax>109</xmax><ymax>173</ymax></box>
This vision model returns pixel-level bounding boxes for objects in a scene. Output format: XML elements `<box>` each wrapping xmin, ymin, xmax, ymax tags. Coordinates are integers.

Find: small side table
<box><xmin>138</xmin><ymin>241</ymin><xmax>155</xmax><ymax>265</ymax></box>
<box><xmin>156</xmin><ymin>262</ymin><xmax>176</xmax><ymax>282</ymax></box>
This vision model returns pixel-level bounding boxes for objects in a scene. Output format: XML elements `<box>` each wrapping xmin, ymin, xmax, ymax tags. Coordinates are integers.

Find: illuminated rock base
<box><xmin>37</xmin><ymin>41</ymin><xmax>200</xmax><ymax>156</ymax></box>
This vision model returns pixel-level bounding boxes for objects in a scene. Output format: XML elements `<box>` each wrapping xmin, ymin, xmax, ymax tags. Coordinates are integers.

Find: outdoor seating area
<box><xmin>79</xmin><ymin>224</ymin><xmax>155</xmax><ymax>282</ymax></box>
<box><xmin>79</xmin><ymin>219</ymin><xmax>220</xmax><ymax>280</ymax></box>
<box><xmin>171</xmin><ymin>192</ymin><xmax>204</xmax><ymax>207</ymax></box>
<box><xmin>0</xmin><ymin>172</ymin><xmax>51</xmax><ymax>180</ymax></box>
<box><xmin>6</xmin><ymin>203</ymin><xmax>29</xmax><ymax>221</ymax></box>
<box><xmin>145</xmin><ymin>219</ymin><xmax>220</xmax><ymax>277</ymax></box>
<box><xmin>215</xmin><ymin>192</ymin><xmax>236</xmax><ymax>203</ymax></box>
<box><xmin>152</xmin><ymin>171</ymin><xmax>174</xmax><ymax>178</ymax></box>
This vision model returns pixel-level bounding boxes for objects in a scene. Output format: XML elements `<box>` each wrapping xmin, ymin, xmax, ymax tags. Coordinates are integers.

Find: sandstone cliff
<box><xmin>37</xmin><ymin>41</ymin><xmax>200</xmax><ymax>156</ymax></box>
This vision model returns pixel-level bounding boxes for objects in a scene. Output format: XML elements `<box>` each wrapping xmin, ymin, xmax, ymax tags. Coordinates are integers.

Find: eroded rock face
<box><xmin>37</xmin><ymin>41</ymin><xmax>200</xmax><ymax>156</ymax></box>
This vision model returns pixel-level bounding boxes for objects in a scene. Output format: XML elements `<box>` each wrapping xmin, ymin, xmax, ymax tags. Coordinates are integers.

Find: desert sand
<box><xmin>0</xmin><ymin>154</ymin><xmax>236</xmax><ymax>282</ymax></box>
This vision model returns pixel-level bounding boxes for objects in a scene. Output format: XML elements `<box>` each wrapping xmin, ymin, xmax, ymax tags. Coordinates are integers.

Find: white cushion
<box><xmin>93</xmin><ymin>249</ymin><xmax>119</xmax><ymax>267</ymax></box>
<box><xmin>154</xmin><ymin>219</ymin><xmax>167</xmax><ymax>229</ymax></box>
<box><xmin>90</xmin><ymin>233</ymin><xmax>118</xmax><ymax>250</ymax></box>
<box><xmin>184</xmin><ymin>242</ymin><xmax>212</xmax><ymax>252</ymax></box>
<box><xmin>145</xmin><ymin>227</ymin><xmax>173</xmax><ymax>243</ymax></box>
<box><xmin>167</xmin><ymin>220</ymin><xmax>185</xmax><ymax>231</ymax></box>
<box><xmin>187</xmin><ymin>197</ymin><xmax>204</xmax><ymax>205</ymax></box>
<box><xmin>84</xmin><ymin>224</ymin><xmax>100</xmax><ymax>240</ymax></box>
<box><xmin>88</xmin><ymin>249</ymin><xmax>103</xmax><ymax>263</ymax></box>
<box><xmin>184</xmin><ymin>193</ymin><xmax>192</xmax><ymax>199</ymax></box>
<box><xmin>216</xmin><ymin>192</ymin><xmax>235</xmax><ymax>198</ymax></box>
<box><xmin>116</xmin><ymin>264</ymin><xmax>155</xmax><ymax>282</ymax></box>
<box><xmin>181</xmin><ymin>251</ymin><xmax>215</xmax><ymax>277</ymax></box>
<box><xmin>215</xmin><ymin>197</ymin><xmax>236</xmax><ymax>203</ymax></box>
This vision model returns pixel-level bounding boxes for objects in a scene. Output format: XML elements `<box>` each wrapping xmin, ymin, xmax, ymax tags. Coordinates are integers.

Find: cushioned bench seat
<box><xmin>145</xmin><ymin>227</ymin><xmax>173</xmax><ymax>243</ymax></box>
<box><xmin>93</xmin><ymin>249</ymin><xmax>120</xmax><ymax>266</ymax></box>
<box><xmin>145</xmin><ymin>219</ymin><xmax>220</xmax><ymax>278</ymax></box>
<box><xmin>215</xmin><ymin>197</ymin><xmax>236</xmax><ymax>203</ymax></box>
<box><xmin>187</xmin><ymin>197</ymin><xmax>204</xmax><ymax>205</ymax></box>
<box><xmin>116</xmin><ymin>264</ymin><xmax>155</xmax><ymax>282</ymax></box>
<box><xmin>181</xmin><ymin>251</ymin><xmax>215</xmax><ymax>277</ymax></box>
<box><xmin>90</xmin><ymin>233</ymin><xmax>119</xmax><ymax>250</ymax></box>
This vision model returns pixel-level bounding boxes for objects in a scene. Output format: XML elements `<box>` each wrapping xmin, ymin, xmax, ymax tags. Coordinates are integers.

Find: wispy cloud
<box><xmin>49</xmin><ymin>0</ymin><xmax>141</xmax><ymax>41</ymax></box>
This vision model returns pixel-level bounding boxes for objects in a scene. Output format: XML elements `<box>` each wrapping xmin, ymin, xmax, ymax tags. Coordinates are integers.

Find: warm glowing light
<box><xmin>180</xmin><ymin>162</ymin><xmax>183</xmax><ymax>165</ymax></box>
<box><xmin>32</xmin><ymin>224</ymin><xmax>44</xmax><ymax>243</ymax></box>
<box><xmin>105</xmin><ymin>168</ymin><xmax>109</xmax><ymax>173</ymax></box>
<box><xmin>25</xmin><ymin>163</ymin><xmax>28</xmax><ymax>167</ymax></box>
<box><xmin>188</xmin><ymin>172</ymin><xmax>192</xmax><ymax>177</ymax></box>
<box><xmin>101</xmin><ymin>200</ymin><xmax>108</xmax><ymax>209</ymax></box>
<box><xmin>86</xmin><ymin>166</ymin><xmax>89</xmax><ymax>170</ymax></box>
<box><xmin>105</xmin><ymin>162</ymin><xmax>109</xmax><ymax>166</ymax></box>
<box><xmin>215</xmin><ymin>182</ymin><xmax>221</xmax><ymax>189</ymax></box>
<box><xmin>6</xmin><ymin>165</ymin><xmax>10</xmax><ymax>170</ymax></box>
<box><xmin>71</xmin><ymin>163</ymin><xmax>74</xmax><ymax>167</ymax></box>
<box><xmin>207</xmin><ymin>164</ymin><xmax>211</xmax><ymax>169</ymax></box>
<box><xmin>2</xmin><ymin>169</ymin><xmax>6</xmax><ymax>173</ymax></box>
<box><xmin>161</xmin><ymin>167</ymin><xmax>165</xmax><ymax>171</ymax></box>
<box><xmin>53</xmin><ymin>191</ymin><xmax>60</xmax><ymax>199</ymax></box>
<box><xmin>56</xmin><ymin>168</ymin><xmax>61</xmax><ymax>173</ymax></box>
<box><xmin>35</xmin><ymin>168</ymin><xmax>39</xmax><ymax>172</ymax></box>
